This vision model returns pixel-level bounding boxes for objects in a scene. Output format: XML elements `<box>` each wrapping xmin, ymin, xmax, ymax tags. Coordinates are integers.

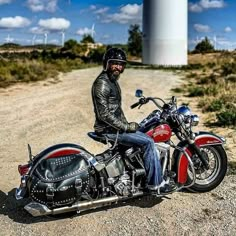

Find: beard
<box><xmin>109</xmin><ymin>70</ymin><xmax>121</xmax><ymax>81</ymax></box>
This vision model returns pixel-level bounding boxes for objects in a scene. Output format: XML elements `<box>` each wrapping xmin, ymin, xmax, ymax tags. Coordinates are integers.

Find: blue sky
<box><xmin>0</xmin><ymin>0</ymin><xmax>235</xmax><ymax>50</ymax></box>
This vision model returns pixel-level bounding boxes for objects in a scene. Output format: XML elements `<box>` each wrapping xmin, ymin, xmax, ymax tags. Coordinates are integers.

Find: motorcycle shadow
<box><xmin>0</xmin><ymin>189</ymin><xmax>47</xmax><ymax>224</ymax></box>
<box><xmin>0</xmin><ymin>189</ymin><xmax>164</xmax><ymax>224</ymax></box>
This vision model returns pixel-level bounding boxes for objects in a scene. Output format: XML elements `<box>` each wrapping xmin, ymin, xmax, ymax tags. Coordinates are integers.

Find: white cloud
<box><xmin>27</xmin><ymin>0</ymin><xmax>58</xmax><ymax>13</ymax></box>
<box><xmin>49</xmin><ymin>39</ymin><xmax>59</xmax><ymax>45</ymax></box>
<box><xmin>94</xmin><ymin>7</ymin><xmax>109</xmax><ymax>14</ymax></box>
<box><xmin>102</xmin><ymin>34</ymin><xmax>110</xmax><ymax>39</ymax></box>
<box><xmin>29</xmin><ymin>26</ymin><xmax>48</xmax><ymax>34</ymax></box>
<box><xmin>216</xmin><ymin>39</ymin><xmax>236</xmax><ymax>49</ymax></box>
<box><xmin>194</xmin><ymin>24</ymin><xmax>211</xmax><ymax>32</ymax></box>
<box><xmin>199</xmin><ymin>0</ymin><xmax>225</xmax><ymax>9</ymax></box>
<box><xmin>38</xmin><ymin>18</ymin><xmax>70</xmax><ymax>31</ymax></box>
<box><xmin>46</xmin><ymin>0</ymin><xmax>57</xmax><ymax>12</ymax></box>
<box><xmin>76</xmin><ymin>27</ymin><xmax>93</xmax><ymax>36</ymax></box>
<box><xmin>89</xmin><ymin>5</ymin><xmax>96</xmax><ymax>10</ymax></box>
<box><xmin>81</xmin><ymin>5</ymin><xmax>109</xmax><ymax>16</ymax></box>
<box><xmin>0</xmin><ymin>16</ymin><xmax>31</xmax><ymax>28</ymax></box>
<box><xmin>224</xmin><ymin>26</ymin><xmax>232</xmax><ymax>32</ymax></box>
<box><xmin>35</xmin><ymin>39</ymin><xmax>43</xmax><ymax>44</ymax></box>
<box><xmin>0</xmin><ymin>0</ymin><xmax>12</xmax><ymax>4</ymax></box>
<box><xmin>102</xmin><ymin>4</ymin><xmax>142</xmax><ymax>24</ymax></box>
<box><xmin>189</xmin><ymin>3</ymin><xmax>203</xmax><ymax>12</ymax></box>
<box><xmin>189</xmin><ymin>0</ymin><xmax>225</xmax><ymax>12</ymax></box>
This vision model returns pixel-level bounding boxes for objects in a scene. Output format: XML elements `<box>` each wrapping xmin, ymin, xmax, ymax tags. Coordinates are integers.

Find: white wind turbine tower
<box><xmin>61</xmin><ymin>31</ymin><xmax>65</xmax><ymax>47</ymax></box>
<box><xmin>196</xmin><ymin>36</ymin><xmax>200</xmax><ymax>44</ymax></box>
<box><xmin>213</xmin><ymin>35</ymin><xmax>217</xmax><ymax>50</ymax></box>
<box><xmin>44</xmin><ymin>33</ymin><xmax>48</xmax><ymax>45</ymax></box>
<box><xmin>32</xmin><ymin>35</ymin><xmax>36</xmax><ymax>46</ymax></box>
<box><xmin>142</xmin><ymin>0</ymin><xmax>188</xmax><ymax>66</ymax></box>
<box><xmin>6</xmin><ymin>34</ymin><xmax>11</xmax><ymax>43</ymax></box>
<box><xmin>91</xmin><ymin>24</ymin><xmax>95</xmax><ymax>39</ymax></box>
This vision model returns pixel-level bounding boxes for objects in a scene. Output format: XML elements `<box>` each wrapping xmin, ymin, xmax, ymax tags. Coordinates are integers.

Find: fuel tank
<box><xmin>146</xmin><ymin>124</ymin><xmax>172</xmax><ymax>142</ymax></box>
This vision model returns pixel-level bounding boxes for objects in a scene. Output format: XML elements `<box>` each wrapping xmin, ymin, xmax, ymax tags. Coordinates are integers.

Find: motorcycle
<box><xmin>15</xmin><ymin>89</ymin><xmax>228</xmax><ymax>217</ymax></box>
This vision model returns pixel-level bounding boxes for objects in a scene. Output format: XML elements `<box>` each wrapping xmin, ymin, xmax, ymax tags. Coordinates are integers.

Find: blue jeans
<box><xmin>106</xmin><ymin>131</ymin><xmax>163</xmax><ymax>186</ymax></box>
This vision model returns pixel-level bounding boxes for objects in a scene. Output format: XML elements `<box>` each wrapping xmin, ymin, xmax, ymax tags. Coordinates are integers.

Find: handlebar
<box><xmin>130</xmin><ymin>97</ymin><xmax>164</xmax><ymax>110</ymax></box>
<box><xmin>130</xmin><ymin>101</ymin><xmax>140</xmax><ymax>109</ymax></box>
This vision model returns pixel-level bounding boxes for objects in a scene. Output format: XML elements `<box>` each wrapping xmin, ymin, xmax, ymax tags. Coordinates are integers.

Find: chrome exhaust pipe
<box><xmin>24</xmin><ymin>192</ymin><xmax>145</xmax><ymax>217</ymax></box>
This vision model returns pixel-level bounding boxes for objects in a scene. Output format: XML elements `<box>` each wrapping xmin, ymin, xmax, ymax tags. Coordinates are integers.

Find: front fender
<box><xmin>194</xmin><ymin>131</ymin><xmax>225</xmax><ymax>146</ymax></box>
<box><xmin>173</xmin><ymin>131</ymin><xmax>225</xmax><ymax>184</ymax></box>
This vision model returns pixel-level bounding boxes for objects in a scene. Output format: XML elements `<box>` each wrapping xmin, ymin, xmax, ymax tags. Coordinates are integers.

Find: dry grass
<box><xmin>184</xmin><ymin>52</ymin><xmax>236</xmax><ymax>127</ymax></box>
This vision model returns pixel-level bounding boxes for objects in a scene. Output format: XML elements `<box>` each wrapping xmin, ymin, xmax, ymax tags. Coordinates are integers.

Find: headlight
<box><xmin>177</xmin><ymin>106</ymin><xmax>199</xmax><ymax>127</ymax></box>
<box><xmin>177</xmin><ymin>106</ymin><xmax>191</xmax><ymax>116</ymax></box>
<box><xmin>191</xmin><ymin>115</ymin><xmax>199</xmax><ymax>126</ymax></box>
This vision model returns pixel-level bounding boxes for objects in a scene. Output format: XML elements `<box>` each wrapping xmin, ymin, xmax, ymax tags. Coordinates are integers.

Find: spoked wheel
<box><xmin>187</xmin><ymin>145</ymin><xmax>227</xmax><ymax>192</ymax></box>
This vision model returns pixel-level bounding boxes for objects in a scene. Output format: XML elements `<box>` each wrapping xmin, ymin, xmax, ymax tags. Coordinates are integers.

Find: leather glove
<box><xmin>126</xmin><ymin>122</ymin><xmax>139</xmax><ymax>133</ymax></box>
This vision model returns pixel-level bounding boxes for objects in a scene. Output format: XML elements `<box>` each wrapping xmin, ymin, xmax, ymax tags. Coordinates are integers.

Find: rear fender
<box><xmin>29</xmin><ymin>143</ymin><xmax>93</xmax><ymax>176</ymax></box>
<box><xmin>173</xmin><ymin>132</ymin><xmax>225</xmax><ymax>184</ymax></box>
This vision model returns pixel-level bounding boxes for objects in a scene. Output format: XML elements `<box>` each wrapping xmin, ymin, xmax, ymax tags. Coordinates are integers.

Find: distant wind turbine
<box><xmin>196</xmin><ymin>35</ymin><xmax>200</xmax><ymax>44</ymax></box>
<box><xmin>91</xmin><ymin>24</ymin><xmax>95</xmax><ymax>38</ymax></box>
<box><xmin>213</xmin><ymin>35</ymin><xmax>217</xmax><ymax>50</ymax></box>
<box><xmin>32</xmin><ymin>35</ymin><xmax>36</xmax><ymax>46</ymax></box>
<box><xmin>61</xmin><ymin>31</ymin><xmax>65</xmax><ymax>47</ymax></box>
<box><xmin>5</xmin><ymin>34</ymin><xmax>13</xmax><ymax>43</ymax></box>
<box><xmin>44</xmin><ymin>33</ymin><xmax>48</xmax><ymax>45</ymax></box>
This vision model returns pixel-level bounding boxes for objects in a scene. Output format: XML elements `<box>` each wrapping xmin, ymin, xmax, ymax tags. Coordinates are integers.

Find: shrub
<box><xmin>206</xmin><ymin>99</ymin><xmax>224</xmax><ymax>112</ymax></box>
<box><xmin>221</xmin><ymin>94</ymin><xmax>236</xmax><ymax>103</ymax></box>
<box><xmin>186</xmin><ymin>72</ymin><xmax>198</xmax><ymax>78</ymax></box>
<box><xmin>198</xmin><ymin>76</ymin><xmax>209</xmax><ymax>85</ymax></box>
<box><xmin>171</xmin><ymin>87</ymin><xmax>185</xmax><ymax>93</ymax></box>
<box><xmin>221</xmin><ymin>62</ymin><xmax>236</xmax><ymax>76</ymax></box>
<box><xmin>207</xmin><ymin>62</ymin><xmax>216</xmax><ymax>69</ymax></box>
<box><xmin>188</xmin><ymin>87</ymin><xmax>205</xmax><ymax>97</ymax></box>
<box><xmin>88</xmin><ymin>47</ymin><xmax>106</xmax><ymax>63</ymax></box>
<box><xmin>193</xmin><ymin>37</ymin><xmax>214</xmax><ymax>53</ymax></box>
<box><xmin>204</xmin><ymin>85</ymin><xmax>219</xmax><ymax>96</ymax></box>
<box><xmin>225</xmin><ymin>74</ymin><xmax>236</xmax><ymax>83</ymax></box>
<box><xmin>199</xmin><ymin>73</ymin><xmax>220</xmax><ymax>85</ymax></box>
<box><xmin>181</xmin><ymin>64</ymin><xmax>204</xmax><ymax>70</ymax></box>
<box><xmin>216</xmin><ymin>107</ymin><xmax>236</xmax><ymax>126</ymax></box>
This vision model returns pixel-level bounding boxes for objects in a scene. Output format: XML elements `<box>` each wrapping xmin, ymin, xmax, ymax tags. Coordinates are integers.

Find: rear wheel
<box><xmin>187</xmin><ymin>145</ymin><xmax>227</xmax><ymax>192</ymax></box>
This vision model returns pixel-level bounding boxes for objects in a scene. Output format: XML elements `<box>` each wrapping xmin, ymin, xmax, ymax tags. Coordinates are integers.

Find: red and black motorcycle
<box><xmin>15</xmin><ymin>89</ymin><xmax>228</xmax><ymax>217</ymax></box>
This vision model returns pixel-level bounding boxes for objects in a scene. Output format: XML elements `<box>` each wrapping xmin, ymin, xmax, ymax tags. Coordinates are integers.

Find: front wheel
<box><xmin>187</xmin><ymin>145</ymin><xmax>227</xmax><ymax>192</ymax></box>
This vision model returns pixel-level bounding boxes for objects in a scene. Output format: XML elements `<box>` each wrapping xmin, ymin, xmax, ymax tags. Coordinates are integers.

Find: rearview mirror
<box><xmin>135</xmin><ymin>89</ymin><xmax>143</xmax><ymax>97</ymax></box>
<box><xmin>171</xmin><ymin>96</ymin><xmax>177</xmax><ymax>104</ymax></box>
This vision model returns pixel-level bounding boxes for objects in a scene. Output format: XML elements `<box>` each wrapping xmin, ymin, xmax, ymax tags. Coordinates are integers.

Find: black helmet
<box><xmin>103</xmin><ymin>47</ymin><xmax>127</xmax><ymax>72</ymax></box>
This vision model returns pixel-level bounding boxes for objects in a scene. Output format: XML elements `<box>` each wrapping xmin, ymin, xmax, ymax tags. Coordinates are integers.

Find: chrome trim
<box><xmin>191</xmin><ymin>115</ymin><xmax>199</xmax><ymax>126</ymax></box>
<box><xmin>15</xmin><ymin>187</ymin><xmax>27</xmax><ymax>200</ymax></box>
<box><xmin>24</xmin><ymin>192</ymin><xmax>145</xmax><ymax>217</ymax></box>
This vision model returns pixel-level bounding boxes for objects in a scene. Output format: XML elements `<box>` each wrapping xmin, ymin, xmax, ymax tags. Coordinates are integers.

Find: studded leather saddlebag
<box><xmin>28</xmin><ymin>151</ymin><xmax>90</xmax><ymax>209</ymax></box>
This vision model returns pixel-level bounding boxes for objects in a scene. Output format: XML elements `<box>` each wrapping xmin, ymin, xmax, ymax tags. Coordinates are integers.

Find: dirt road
<box><xmin>0</xmin><ymin>68</ymin><xmax>235</xmax><ymax>236</ymax></box>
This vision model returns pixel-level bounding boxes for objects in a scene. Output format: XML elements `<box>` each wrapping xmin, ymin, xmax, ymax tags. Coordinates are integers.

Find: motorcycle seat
<box><xmin>87</xmin><ymin>132</ymin><xmax>114</xmax><ymax>145</ymax></box>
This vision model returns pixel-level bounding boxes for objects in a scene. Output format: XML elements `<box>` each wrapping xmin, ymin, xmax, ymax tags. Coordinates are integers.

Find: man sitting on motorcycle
<box><xmin>91</xmin><ymin>47</ymin><xmax>174</xmax><ymax>193</ymax></box>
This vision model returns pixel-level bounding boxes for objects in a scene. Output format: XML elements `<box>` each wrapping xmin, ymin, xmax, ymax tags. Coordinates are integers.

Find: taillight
<box><xmin>18</xmin><ymin>164</ymin><xmax>30</xmax><ymax>176</ymax></box>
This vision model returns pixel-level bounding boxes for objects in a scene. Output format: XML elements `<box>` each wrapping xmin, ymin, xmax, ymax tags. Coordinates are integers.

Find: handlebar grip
<box><xmin>130</xmin><ymin>102</ymin><xmax>140</xmax><ymax>109</ymax></box>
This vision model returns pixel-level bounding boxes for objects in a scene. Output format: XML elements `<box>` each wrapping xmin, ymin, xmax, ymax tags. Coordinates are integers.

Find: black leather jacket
<box><xmin>92</xmin><ymin>71</ymin><xmax>128</xmax><ymax>134</ymax></box>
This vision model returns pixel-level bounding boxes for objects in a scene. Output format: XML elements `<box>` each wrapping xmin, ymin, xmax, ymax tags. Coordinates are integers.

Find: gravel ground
<box><xmin>0</xmin><ymin>67</ymin><xmax>235</xmax><ymax>236</ymax></box>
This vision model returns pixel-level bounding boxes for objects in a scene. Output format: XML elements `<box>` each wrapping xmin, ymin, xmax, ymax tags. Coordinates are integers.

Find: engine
<box><xmin>113</xmin><ymin>172</ymin><xmax>132</xmax><ymax>196</ymax></box>
<box><xmin>96</xmin><ymin>147</ymin><xmax>146</xmax><ymax>197</ymax></box>
<box><xmin>102</xmin><ymin>153</ymin><xmax>131</xmax><ymax>196</ymax></box>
